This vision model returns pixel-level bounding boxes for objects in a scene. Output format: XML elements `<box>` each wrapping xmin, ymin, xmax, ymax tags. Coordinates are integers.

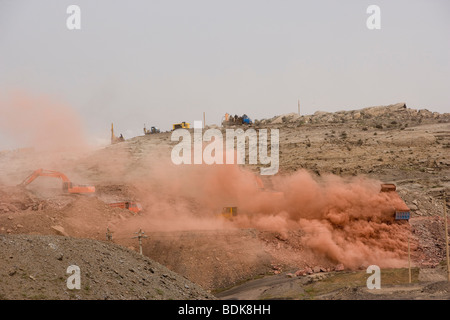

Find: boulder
<box><xmin>294</xmin><ymin>269</ymin><xmax>306</xmax><ymax>276</ymax></box>
<box><xmin>51</xmin><ymin>225</ymin><xmax>69</xmax><ymax>237</ymax></box>
<box><xmin>334</xmin><ymin>263</ymin><xmax>345</xmax><ymax>271</ymax></box>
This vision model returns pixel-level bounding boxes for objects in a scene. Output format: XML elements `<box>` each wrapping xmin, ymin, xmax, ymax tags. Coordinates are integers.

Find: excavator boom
<box><xmin>19</xmin><ymin>169</ymin><xmax>95</xmax><ymax>194</ymax></box>
<box><xmin>20</xmin><ymin>169</ymin><xmax>70</xmax><ymax>186</ymax></box>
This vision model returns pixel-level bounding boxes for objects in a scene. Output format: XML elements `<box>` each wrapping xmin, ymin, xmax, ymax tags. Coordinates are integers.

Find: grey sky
<box><xmin>0</xmin><ymin>0</ymin><xmax>449</xmax><ymax>148</ymax></box>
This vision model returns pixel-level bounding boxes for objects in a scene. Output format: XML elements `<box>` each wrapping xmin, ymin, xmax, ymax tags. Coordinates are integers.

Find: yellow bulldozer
<box><xmin>218</xmin><ymin>207</ymin><xmax>238</xmax><ymax>220</ymax></box>
<box><xmin>172</xmin><ymin>122</ymin><xmax>190</xmax><ymax>130</ymax></box>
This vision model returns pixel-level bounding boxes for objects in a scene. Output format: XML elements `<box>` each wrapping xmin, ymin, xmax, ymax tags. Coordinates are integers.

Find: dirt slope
<box><xmin>0</xmin><ymin>234</ymin><xmax>214</xmax><ymax>300</ymax></box>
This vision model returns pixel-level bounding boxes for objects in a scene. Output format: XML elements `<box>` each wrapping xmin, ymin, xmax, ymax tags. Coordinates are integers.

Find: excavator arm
<box><xmin>19</xmin><ymin>169</ymin><xmax>95</xmax><ymax>194</ymax></box>
<box><xmin>20</xmin><ymin>169</ymin><xmax>70</xmax><ymax>185</ymax></box>
<box><xmin>19</xmin><ymin>169</ymin><xmax>44</xmax><ymax>187</ymax></box>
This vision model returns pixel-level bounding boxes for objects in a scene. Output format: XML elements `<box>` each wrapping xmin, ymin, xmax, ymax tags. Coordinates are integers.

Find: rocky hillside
<box><xmin>0</xmin><ymin>234</ymin><xmax>214</xmax><ymax>300</ymax></box>
<box><xmin>258</xmin><ymin>103</ymin><xmax>449</xmax><ymax>126</ymax></box>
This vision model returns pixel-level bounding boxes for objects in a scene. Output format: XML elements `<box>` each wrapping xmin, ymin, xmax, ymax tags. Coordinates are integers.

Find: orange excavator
<box><xmin>18</xmin><ymin>169</ymin><xmax>95</xmax><ymax>194</ymax></box>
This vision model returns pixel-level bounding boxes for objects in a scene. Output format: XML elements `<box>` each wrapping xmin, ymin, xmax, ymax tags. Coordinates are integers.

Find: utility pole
<box><xmin>132</xmin><ymin>229</ymin><xmax>148</xmax><ymax>255</ymax></box>
<box><xmin>408</xmin><ymin>236</ymin><xmax>411</xmax><ymax>283</ymax></box>
<box><xmin>444</xmin><ymin>191</ymin><xmax>449</xmax><ymax>282</ymax></box>
<box><xmin>203</xmin><ymin>112</ymin><xmax>206</xmax><ymax>128</ymax></box>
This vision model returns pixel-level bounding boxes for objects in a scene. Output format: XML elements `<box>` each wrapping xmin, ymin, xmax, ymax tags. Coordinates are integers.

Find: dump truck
<box><xmin>380</xmin><ymin>183</ymin><xmax>410</xmax><ymax>220</ymax></box>
<box><xmin>19</xmin><ymin>169</ymin><xmax>95</xmax><ymax>194</ymax></box>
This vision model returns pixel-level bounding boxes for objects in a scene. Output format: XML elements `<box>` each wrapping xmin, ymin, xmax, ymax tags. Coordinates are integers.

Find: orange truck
<box><xmin>108</xmin><ymin>201</ymin><xmax>142</xmax><ymax>214</ymax></box>
<box><xmin>19</xmin><ymin>169</ymin><xmax>95</xmax><ymax>194</ymax></box>
<box><xmin>380</xmin><ymin>183</ymin><xmax>410</xmax><ymax>220</ymax></box>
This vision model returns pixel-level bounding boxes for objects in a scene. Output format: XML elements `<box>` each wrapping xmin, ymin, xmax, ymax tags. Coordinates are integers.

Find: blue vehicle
<box><xmin>242</xmin><ymin>114</ymin><xmax>252</xmax><ymax>124</ymax></box>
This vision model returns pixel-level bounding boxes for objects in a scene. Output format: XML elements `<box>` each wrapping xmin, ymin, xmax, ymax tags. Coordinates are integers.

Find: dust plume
<box><xmin>106</xmin><ymin>148</ymin><xmax>410</xmax><ymax>269</ymax></box>
<box><xmin>237</xmin><ymin>170</ymin><xmax>411</xmax><ymax>268</ymax></box>
<box><xmin>0</xmin><ymin>90</ymin><xmax>88</xmax><ymax>152</ymax></box>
